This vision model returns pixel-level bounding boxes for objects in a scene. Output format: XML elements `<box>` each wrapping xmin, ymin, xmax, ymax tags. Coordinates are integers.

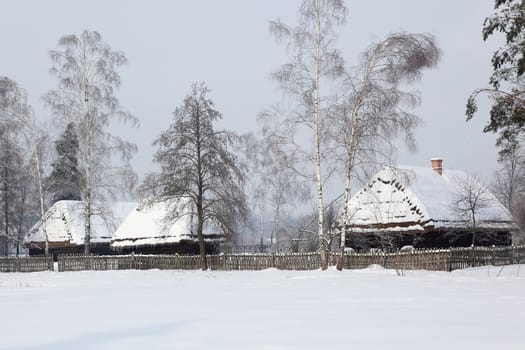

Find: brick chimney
<box><xmin>431</xmin><ymin>158</ymin><xmax>443</xmax><ymax>176</ymax></box>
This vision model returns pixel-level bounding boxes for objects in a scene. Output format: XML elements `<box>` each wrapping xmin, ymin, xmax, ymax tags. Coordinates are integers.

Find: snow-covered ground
<box><xmin>1</xmin><ymin>265</ymin><xmax>524</xmax><ymax>350</ymax></box>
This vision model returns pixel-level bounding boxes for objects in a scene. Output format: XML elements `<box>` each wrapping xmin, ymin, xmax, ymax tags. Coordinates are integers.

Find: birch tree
<box><xmin>44</xmin><ymin>30</ymin><xmax>138</xmax><ymax>255</ymax></box>
<box><xmin>19</xmin><ymin>102</ymin><xmax>50</xmax><ymax>257</ymax></box>
<box><xmin>269</xmin><ymin>0</ymin><xmax>346</xmax><ymax>269</ymax></box>
<box><xmin>334</xmin><ymin>33</ymin><xmax>441</xmax><ymax>270</ymax></box>
<box><xmin>140</xmin><ymin>83</ymin><xmax>247</xmax><ymax>270</ymax></box>
<box><xmin>0</xmin><ymin>77</ymin><xmax>49</xmax><ymax>256</ymax></box>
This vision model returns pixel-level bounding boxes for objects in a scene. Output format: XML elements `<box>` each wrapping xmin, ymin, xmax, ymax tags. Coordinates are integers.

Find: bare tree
<box><xmin>323</xmin><ymin>200</ymin><xmax>341</xmax><ymax>256</ymax></box>
<box><xmin>0</xmin><ymin>133</ymin><xmax>21</xmax><ymax>255</ymax></box>
<box><xmin>20</xmin><ymin>107</ymin><xmax>50</xmax><ymax>257</ymax></box>
<box><xmin>0</xmin><ymin>77</ymin><xmax>50</xmax><ymax>256</ymax></box>
<box><xmin>44</xmin><ymin>30</ymin><xmax>138</xmax><ymax>255</ymax></box>
<box><xmin>452</xmin><ymin>174</ymin><xmax>494</xmax><ymax>246</ymax></box>
<box><xmin>491</xmin><ymin>144</ymin><xmax>525</xmax><ymax>243</ymax></box>
<box><xmin>140</xmin><ymin>82</ymin><xmax>247</xmax><ymax>270</ymax></box>
<box><xmin>0</xmin><ymin>78</ymin><xmax>23</xmax><ymax>255</ymax></box>
<box><xmin>285</xmin><ymin>211</ymin><xmax>319</xmax><ymax>253</ymax></box>
<box><xmin>269</xmin><ymin>0</ymin><xmax>347</xmax><ymax>269</ymax></box>
<box><xmin>334</xmin><ymin>33</ymin><xmax>441</xmax><ymax>270</ymax></box>
<box><xmin>493</xmin><ymin>146</ymin><xmax>524</xmax><ymax>212</ymax></box>
<box><xmin>242</xmin><ymin>129</ymin><xmax>310</xmax><ymax>252</ymax></box>
<box><xmin>263</xmin><ymin>139</ymin><xmax>310</xmax><ymax>251</ymax></box>
<box><xmin>13</xmin><ymin>159</ymin><xmax>30</xmax><ymax>256</ymax></box>
<box><xmin>238</xmin><ymin>133</ymin><xmax>269</xmax><ymax>248</ymax></box>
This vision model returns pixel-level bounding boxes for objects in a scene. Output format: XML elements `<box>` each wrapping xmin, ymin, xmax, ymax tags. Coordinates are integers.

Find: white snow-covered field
<box><xmin>1</xmin><ymin>265</ymin><xmax>524</xmax><ymax>350</ymax></box>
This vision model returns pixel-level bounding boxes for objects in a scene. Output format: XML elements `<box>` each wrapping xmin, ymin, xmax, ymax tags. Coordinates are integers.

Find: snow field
<box><xmin>1</xmin><ymin>265</ymin><xmax>524</xmax><ymax>350</ymax></box>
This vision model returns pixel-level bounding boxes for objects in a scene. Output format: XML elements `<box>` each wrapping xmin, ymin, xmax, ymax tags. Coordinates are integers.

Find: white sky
<box><xmin>1</xmin><ymin>0</ymin><xmax>503</xmax><ymax>185</ymax></box>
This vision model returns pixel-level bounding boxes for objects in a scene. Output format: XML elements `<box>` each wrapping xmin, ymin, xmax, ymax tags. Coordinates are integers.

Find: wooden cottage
<box><xmin>344</xmin><ymin>159</ymin><xmax>518</xmax><ymax>250</ymax></box>
<box><xmin>110</xmin><ymin>199</ymin><xmax>223</xmax><ymax>254</ymax></box>
<box><xmin>24</xmin><ymin>200</ymin><xmax>136</xmax><ymax>258</ymax></box>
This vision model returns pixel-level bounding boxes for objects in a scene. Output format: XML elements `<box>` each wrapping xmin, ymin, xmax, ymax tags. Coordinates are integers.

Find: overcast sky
<box><xmin>1</xmin><ymin>0</ymin><xmax>503</xmax><ymax>186</ymax></box>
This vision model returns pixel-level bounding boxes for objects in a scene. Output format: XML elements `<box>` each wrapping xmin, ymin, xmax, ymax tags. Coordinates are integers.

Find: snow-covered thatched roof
<box><xmin>111</xmin><ymin>199</ymin><xmax>220</xmax><ymax>249</ymax></box>
<box><xmin>347</xmin><ymin>166</ymin><xmax>516</xmax><ymax>233</ymax></box>
<box><xmin>25</xmin><ymin>200</ymin><xmax>137</xmax><ymax>245</ymax></box>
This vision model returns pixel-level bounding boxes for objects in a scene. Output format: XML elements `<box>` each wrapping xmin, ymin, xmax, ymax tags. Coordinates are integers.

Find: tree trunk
<box><xmin>255</xmin><ymin>185</ymin><xmax>264</xmax><ymax>249</ymax></box>
<box><xmin>314</xmin><ymin>0</ymin><xmax>327</xmax><ymax>270</ymax></box>
<box><xmin>195</xmin><ymin>108</ymin><xmax>207</xmax><ymax>270</ymax></box>
<box><xmin>3</xmin><ymin>161</ymin><xmax>9</xmax><ymax>256</ymax></box>
<box><xmin>196</xmin><ymin>200</ymin><xmax>207</xmax><ymax>270</ymax></box>
<box><xmin>337</xmin><ymin>160</ymin><xmax>352</xmax><ymax>271</ymax></box>
<box><xmin>336</xmin><ymin>51</ymin><xmax>374</xmax><ymax>271</ymax></box>
<box><xmin>83</xmin><ymin>85</ymin><xmax>91</xmax><ymax>256</ymax></box>
<box><xmin>471</xmin><ymin>211</ymin><xmax>477</xmax><ymax>246</ymax></box>
<box><xmin>16</xmin><ymin>184</ymin><xmax>25</xmax><ymax>257</ymax></box>
<box><xmin>274</xmin><ymin>187</ymin><xmax>282</xmax><ymax>252</ymax></box>
<box><xmin>30</xmin><ymin>126</ymin><xmax>49</xmax><ymax>256</ymax></box>
<box><xmin>337</xmin><ymin>104</ymin><xmax>361</xmax><ymax>270</ymax></box>
<box><xmin>83</xmin><ymin>187</ymin><xmax>91</xmax><ymax>255</ymax></box>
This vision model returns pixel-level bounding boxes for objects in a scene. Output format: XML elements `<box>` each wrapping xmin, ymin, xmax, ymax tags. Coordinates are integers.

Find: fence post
<box><xmin>448</xmin><ymin>249</ymin><xmax>452</xmax><ymax>272</ymax></box>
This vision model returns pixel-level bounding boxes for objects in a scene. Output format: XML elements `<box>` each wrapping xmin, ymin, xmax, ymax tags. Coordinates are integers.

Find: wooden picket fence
<box><xmin>57</xmin><ymin>254</ymin><xmax>204</xmax><ymax>272</ymax></box>
<box><xmin>339</xmin><ymin>249</ymin><xmax>452</xmax><ymax>271</ymax></box>
<box><xmin>54</xmin><ymin>245</ymin><xmax>525</xmax><ymax>272</ymax></box>
<box><xmin>56</xmin><ymin>252</ymin><xmax>321</xmax><ymax>272</ymax></box>
<box><xmin>0</xmin><ymin>256</ymin><xmax>53</xmax><ymax>272</ymax></box>
<box><xmin>3</xmin><ymin>245</ymin><xmax>525</xmax><ymax>272</ymax></box>
<box><xmin>340</xmin><ymin>245</ymin><xmax>525</xmax><ymax>271</ymax></box>
<box><xmin>449</xmin><ymin>245</ymin><xmax>525</xmax><ymax>270</ymax></box>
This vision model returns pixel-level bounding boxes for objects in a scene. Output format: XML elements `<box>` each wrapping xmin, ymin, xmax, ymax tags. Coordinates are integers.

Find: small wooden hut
<box><xmin>344</xmin><ymin>159</ymin><xmax>518</xmax><ymax>250</ymax></box>
<box><xmin>24</xmin><ymin>200</ymin><xmax>136</xmax><ymax>258</ymax></box>
<box><xmin>111</xmin><ymin>199</ymin><xmax>223</xmax><ymax>254</ymax></box>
